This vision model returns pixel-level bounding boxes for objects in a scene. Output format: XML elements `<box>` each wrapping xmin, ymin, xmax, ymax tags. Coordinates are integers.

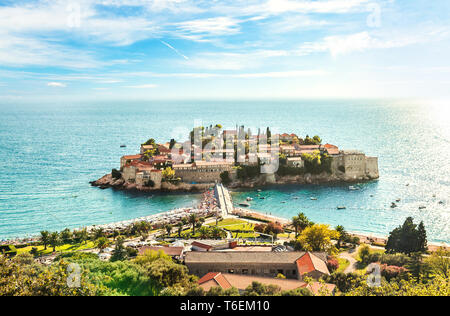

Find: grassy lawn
<box><xmin>17</xmin><ymin>241</ymin><xmax>96</xmax><ymax>256</ymax></box>
<box><xmin>336</xmin><ymin>258</ymin><xmax>350</xmax><ymax>273</ymax></box>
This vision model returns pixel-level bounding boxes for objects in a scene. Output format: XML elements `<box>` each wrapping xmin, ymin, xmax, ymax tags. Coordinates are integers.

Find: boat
<box><xmin>419</xmin><ymin>206</ymin><xmax>426</xmax><ymax>210</ymax></box>
<box><xmin>257</xmin><ymin>189</ymin><xmax>262</xmax><ymax>192</ymax></box>
<box><xmin>337</xmin><ymin>206</ymin><xmax>346</xmax><ymax>210</ymax></box>
<box><xmin>391</xmin><ymin>202</ymin><xmax>397</xmax><ymax>208</ymax></box>
<box><xmin>281</xmin><ymin>201</ymin><xmax>286</xmax><ymax>204</ymax></box>
<box><xmin>396</xmin><ymin>198</ymin><xmax>401</xmax><ymax>202</ymax></box>
<box><xmin>120</xmin><ymin>144</ymin><xmax>127</xmax><ymax>148</ymax></box>
<box><xmin>349</xmin><ymin>186</ymin><xmax>359</xmax><ymax>191</ymax></box>
<box><xmin>439</xmin><ymin>201</ymin><xmax>444</xmax><ymax>205</ymax></box>
<box><xmin>239</xmin><ymin>202</ymin><xmax>250</xmax><ymax>207</ymax></box>
<box><xmin>260</xmin><ymin>197</ymin><xmax>265</xmax><ymax>200</ymax></box>
<box><xmin>310</xmin><ymin>197</ymin><xmax>318</xmax><ymax>200</ymax></box>
<box><xmin>246</xmin><ymin>197</ymin><xmax>253</xmax><ymax>201</ymax></box>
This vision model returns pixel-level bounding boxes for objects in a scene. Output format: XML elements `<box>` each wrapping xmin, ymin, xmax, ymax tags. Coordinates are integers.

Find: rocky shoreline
<box><xmin>90</xmin><ymin>173</ymin><xmax>213</xmax><ymax>192</ymax></box>
<box><xmin>91</xmin><ymin>171</ymin><xmax>378</xmax><ymax>192</ymax></box>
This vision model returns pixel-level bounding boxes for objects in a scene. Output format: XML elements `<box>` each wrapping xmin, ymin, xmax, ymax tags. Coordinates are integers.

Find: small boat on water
<box><xmin>439</xmin><ymin>201</ymin><xmax>444</xmax><ymax>205</ymax></box>
<box><xmin>239</xmin><ymin>202</ymin><xmax>250</xmax><ymax>207</ymax></box>
<box><xmin>349</xmin><ymin>186</ymin><xmax>359</xmax><ymax>191</ymax></box>
<box><xmin>293</xmin><ymin>197</ymin><xmax>299</xmax><ymax>200</ymax></box>
<box><xmin>310</xmin><ymin>197</ymin><xmax>318</xmax><ymax>201</ymax></box>
<box><xmin>260</xmin><ymin>197</ymin><xmax>265</xmax><ymax>200</ymax></box>
<box><xmin>337</xmin><ymin>206</ymin><xmax>346</xmax><ymax>210</ymax></box>
<box><xmin>419</xmin><ymin>206</ymin><xmax>426</xmax><ymax>210</ymax></box>
<box><xmin>281</xmin><ymin>201</ymin><xmax>286</xmax><ymax>204</ymax></box>
<box><xmin>246</xmin><ymin>197</ymin><xmax>253</xmax><ymax>201</ymax></box>
<box><xmin>396</xmin><ymin>198</ymin><xmax>401</xmax><ymax>202</ymax></box>
<box><xmin>120</xmin><ymin>145</ymin><xmax>127</xmax><ymax>148</ymax></box>
<box><xmin>257</xmin><ymin>189</ymin><xmax>262</xmax><ymax>192</ymax></box>
<box><xmin>391</xmin><ymin>202</ymin><xmax>398</xmax><ymax>208</ymax></box>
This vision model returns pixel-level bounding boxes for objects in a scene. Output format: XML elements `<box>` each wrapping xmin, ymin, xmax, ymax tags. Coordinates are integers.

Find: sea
<box><xmin>0</xmin><ymin>99</ymin><xmax>449</xmax><ymax>243</ymax></box>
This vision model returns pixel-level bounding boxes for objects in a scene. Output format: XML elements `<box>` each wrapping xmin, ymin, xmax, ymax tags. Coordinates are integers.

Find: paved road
<box><xmin>339</xmin><ymin>247</ymin><xmax>359</xmax><ymax>273</ymax></box>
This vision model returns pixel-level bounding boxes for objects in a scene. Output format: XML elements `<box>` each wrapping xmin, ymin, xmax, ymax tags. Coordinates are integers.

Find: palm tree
<box><xmin>292</xmin><ymin>216</ymin><xmax>301</xmax><ymax>238</ymax></box>
<box><xmin>297</xmin><ymin>212</ymin><xmax>311</xmax><ymax>232</ymax></box>
<box><xmin>165</xmin><ymin>224</ymin><xmax>173</xmax><ymax>237</ymax></box>
<box><xmin>177</xmin><ymin>222</ymin><xmax>184</xmax><ymax>238</ymax></box>
<box><xmin>96</xmin><ymin>237</ymin><xmax>110</xmax><ymax>253</ymax></box>
<box><xmin>49</xmin><ymin>232</ymin><xmax>60</xmax><ymax>252</ymax></box>
<box><xmin>335</xmin><ymin>225</ymin><xmax>347</xmax><ymax>248</ymax></box>
<box><xmin>40</xmin><ymin>231</ymin><xmax>50</xmax><ymax>250</ymax></box>
<box><xmin>189</xmin><ymin>214</ymin><xmax>199</xmax><ymax>235</ymax></box>
<box><xmin>80</xmin><ymin>228</ymin><xmax>89</xmax><ymax>245</ymax></box>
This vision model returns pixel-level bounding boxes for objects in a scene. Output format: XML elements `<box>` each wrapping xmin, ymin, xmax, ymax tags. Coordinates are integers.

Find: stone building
<box><xmin>173</xmin><ymin>161</ymin><xmax>234</xmax><ymax>184</ymax></box>
<box><xmin>120</xmin><ymin>154</ymin><xmax>142</xmax><ymax>169</ymax></box>
<box><xmin>185</xmin><ymin>251</ymin><xmax>330</xmax><ymax>281</ymax></box>
<box><xmin>331</xmin><ymin>150</ymin><xmax>379</xmax><ymax>180</ymax></box>
<box><xmin>136</xmin><ymin>169</ymin><xmax>162</xmax><ymax>189</ymax></box>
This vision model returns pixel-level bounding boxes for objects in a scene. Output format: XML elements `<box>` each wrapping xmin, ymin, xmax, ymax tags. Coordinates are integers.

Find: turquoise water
<box><xmin>0</xmin><ymin>100</ymin><xmax>449</xmax><ymax>242</ymax></box>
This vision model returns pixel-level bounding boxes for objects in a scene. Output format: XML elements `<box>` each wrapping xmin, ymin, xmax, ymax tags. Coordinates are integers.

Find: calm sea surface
<box><xmin>0</xmin><ymin>100</ymin><xmax>449</xmax><ymax>243</ymax></box>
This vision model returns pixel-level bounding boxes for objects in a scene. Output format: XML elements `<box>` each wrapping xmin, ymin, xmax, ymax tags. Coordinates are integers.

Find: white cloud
<box><xmin>296</xmin><ymin>29</ymin><xmax>446</xmax><ymax>57</ymax></box>
<box><xmin>47</xmin><ymin>82</ymin><xmax>67</xmax><ymax>88</ymax></box>
<box><xmin>174</xmin><ymin>16</ymin><xmax>242</xmax><ymax>40</ymax></box>
<box><xmin>125</xmin><ymin>84</ymin><xmax>159</xmax><ymax>89</ymax></box>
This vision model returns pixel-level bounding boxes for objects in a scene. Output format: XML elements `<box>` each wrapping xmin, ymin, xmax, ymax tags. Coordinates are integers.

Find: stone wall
<box><xmin>365</xmin><ymin>156</ymin><xmax>379</xmax><ymax>179</ymax></box>
<box><xmin>186</xmin><ymin>262</ymin><xmax>300</xmax><ymax>280</ymax></box>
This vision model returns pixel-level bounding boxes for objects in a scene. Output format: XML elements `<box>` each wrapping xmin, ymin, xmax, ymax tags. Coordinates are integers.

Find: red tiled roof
<box><xmin>296</xmin><ymin>252</ymin><xmax>330</xmax><ymax>276</ymax></box>
<box><xmin>158</xmin><ymin>145</ymin><xmax>171</xmax><ymax>153</ymax></box>
<box><xmin>122</xmin><ymin>154</ymin><xmax>142</xmax><ymax>160</ymax></box>
<box><xmin>324</xmin><ymin>143</ymin><xmax>337</xmax><ymax>148</ymax></box>
<box><xmin>198</xmin><ymin>272</ymin><xmax>233</xmax><ymax>290</ymax></box>
<box><xmin>192</xmin><ymin>241</ymin><xmax>213</xmax><ymax>250</ymax></box>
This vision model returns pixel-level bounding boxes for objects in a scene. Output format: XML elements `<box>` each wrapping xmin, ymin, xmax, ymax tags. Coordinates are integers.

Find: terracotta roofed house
<box><xmin>120</xmin><ymin>154</ymin><xmax>142</xmax><ymax>168</ymax></box>
<box><xmin>185</xmin><ymin>251</ymin><xmax>329</xmax><ymax>280</ymax></box>
<box><xmin>197</xmin><ymin>272</ymin><xmax>233</xmax><ymax>291</ymax></box>
<box><xmin>197</xmin><ymin>272</ymin><xmax>336</xmax><ymax>295</ymax></box>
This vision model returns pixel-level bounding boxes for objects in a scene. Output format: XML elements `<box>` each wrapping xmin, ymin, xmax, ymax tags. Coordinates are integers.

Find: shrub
<box><xmin>220</xmin><ymin>171</ymin><xmax>231</xmax><ymax>185</ymax></box>
<box><xmin>324</xmin><ymin>272</ymin><xmax>364</xmax><ymax>293</ymax></box>
<box><xmin>112</xmin><ymin>169</ymin><xmax>122</xmax><ymax>180</ymax></box>
<box><xmin>358</xmin><ymin>244</ymin><xmax>371</xmax><ymax>265</ymax></box>
<box><xmin>381</xmin><ymin>264</ymin><xmax>407</xmax><ymax>282</ymax></box>
<box><xmin>380</xmin><ymin>253</ymin><xmax>411</xmax><ymax>267</ymax></box>
<box><xmin>327</xmin><ymin>257</ymin><xmax>340</xmax><ymax>273</ymax></box>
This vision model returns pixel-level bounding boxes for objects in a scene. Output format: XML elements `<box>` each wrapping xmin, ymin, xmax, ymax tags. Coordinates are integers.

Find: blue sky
<box><xmin>1</xmin><ymin>0</ymin><xmax>450</xmax><ymax>101</ymax></box>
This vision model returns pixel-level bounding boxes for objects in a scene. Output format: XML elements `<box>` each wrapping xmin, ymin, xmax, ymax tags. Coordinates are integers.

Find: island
<box><xmin>91</xmin><ymin>125</ymin><xmax>379</xmax><ymax>192</ymax></box>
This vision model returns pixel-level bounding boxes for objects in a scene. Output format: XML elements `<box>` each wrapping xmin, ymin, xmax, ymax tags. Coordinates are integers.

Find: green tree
<box><xmin>335</xmin><ymin>225</ymin><xmax>348</xmax><ymax>249</ymax></box>
<box><xmin>426</xmin><ymin>248</ymin><xmax>450</xmax><ymax>279</ymax></box>
<box><xmin>49</xmin><ymin>232</ymin><xmax>60</xmax><ymax>252</ymax></box>
<box><xmin>60</xmin><ymin>228</ymin><xmax>73</xmax><ymax>244</ymax></box>
<box><xmin>386</xmin><ymin>217</ymin><xmax>428</xmax><ymax>254</ymax></box>
<box><xmin>165</xmin><ymin>224</ymin><xmax>173</xmax><ymax>237</ymax></box>
<box><xmin>243</xmin><ymin>282</ymin><xmax>281</xmax><ymax>296</ymax></box>
<box><xmin>96</xmin><ymin>237</ymin><xmax>110</xmax><ymax>253</ymax></box>
<box><xmin>110</xmin><ymin>237</ymin><xmax>128</xmax><ymax>262</ymax></box>
<box><xmin>189</xmin><ymin>214</ymin><xmax>199</xmax><ymax>235</ymax></box>
<box><xmin>162</xmin><ymin>167</ymin><xmax>176</xmax><ymax>180</ymax></box>
<box><xmin>40</xmin><ymin>231</ymin><xmax>50</xmax><ymax>250</ymax></box>
<box><xmin>298</xmin><ymin>224</ymin><xmax>339</xmax><ymax>253</ymax></box>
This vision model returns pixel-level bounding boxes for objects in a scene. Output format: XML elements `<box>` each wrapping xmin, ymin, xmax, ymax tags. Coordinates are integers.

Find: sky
<box><xmin>0</xmin><ymin>0</ymin><xmax>450</xmax><ymax>101</ymax></box>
